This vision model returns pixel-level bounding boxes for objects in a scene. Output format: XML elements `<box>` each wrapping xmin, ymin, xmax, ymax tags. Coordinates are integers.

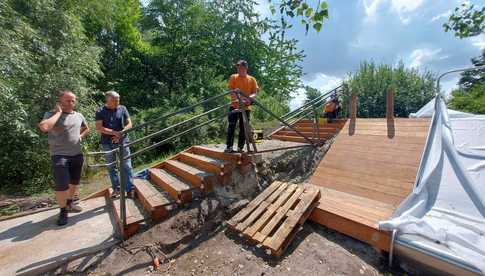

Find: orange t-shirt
<box><xmin>324</xmin><ymin>101</ymin><xmax>336</xmax><ymax>113</ymax></box>
<box><xmin>228</xmin><ymin>74</ymin><xmax>259</xmax><ymax>110</ymax></box>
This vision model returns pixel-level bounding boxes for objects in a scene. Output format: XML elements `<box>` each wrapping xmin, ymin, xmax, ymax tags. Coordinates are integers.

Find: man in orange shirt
<box><xmin>225</xmin><ymin>60</ymin><xmax>259</xmax><ymax>153</ymax></box>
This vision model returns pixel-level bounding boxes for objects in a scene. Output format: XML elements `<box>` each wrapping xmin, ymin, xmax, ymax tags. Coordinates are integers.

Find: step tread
<box><xmin>133</xmin><ymin>178</ymin><xmax>174</xmax><ymax>208</ymax></box>
<box><xmin>165</xmin><ymin>159</ymin><xmax>215</xmax><ymax>178</ymax></box>
<box><xmin>112</xmin><ymin>197</ymin><xmax>145</xmax><ymax>225</ymax></box>
<box><xmin>179</xmin><ymin>152</ymin><xmax>230</xmax><ymax>168</ymax></box>
<box><xmin>190</xmin><ymin>146</ymin><xmax>242</xmax><ymax>163</ymax></box>
<box><xmin>149</xmin><ymin>168</ymin><xmax>193</xmax><ymax>192</ymax></box>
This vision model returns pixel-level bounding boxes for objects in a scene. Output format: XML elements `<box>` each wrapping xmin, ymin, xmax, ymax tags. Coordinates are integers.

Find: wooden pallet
<box><xmin>227</xmin><ymin>181</ymin><xmax>320</xmax><ymax>257</ymax></box>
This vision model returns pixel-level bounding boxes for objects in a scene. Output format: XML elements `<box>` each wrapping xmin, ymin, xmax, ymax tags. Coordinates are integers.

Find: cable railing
<box><xmin>267</xmin><ymin>84</ymin><xmax>344</xmax><ymax>138</ymax></box>
<box><xmin>86</xmin><ymin>90</ymin><xmax>317</xmax><ymax>237</ymax></box>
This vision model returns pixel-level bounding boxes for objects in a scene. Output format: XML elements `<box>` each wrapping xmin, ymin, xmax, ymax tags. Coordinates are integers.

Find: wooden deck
<box><xmin>309</xmin><ymin>118</ymin><xmax>430</xmax><ymax>251</ymax></box>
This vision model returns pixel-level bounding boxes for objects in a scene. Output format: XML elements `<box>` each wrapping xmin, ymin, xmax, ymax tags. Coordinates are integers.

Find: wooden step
<box><xmin>163</xmin><ymin>160</ymin><xmax>216</xmax><ymax>191</ymax></box>
<box><xmin>298</xmin><ymin>119</ymin><xmax>347</xmax><ymax>124</ymax></box>
<box><xmin>133</xmin><ymin>178</ymin><xmax>174</xmax><ymax>221</ymax></box>
<box><xmin>284</xmin><ymin>126</ymin><xmax>340</xmax><ymax>132</ymax></box>
<box><xmin>295</xmin><ymin>122</ymin><xmax>346</xmax><ymax>128</ymax></box>
<box><xmin>149</xmin><ymin>168</ymin><xmax>193</xmax><ymax>204</ymax></box>
<box><xmin>228</xmin><ymin>182</ymin><xmax>320</xmax><ymax>257</ymax></box>
<box><xmin>177</xmin><ymin>152</ymin><xmax>231</xmax><ymax>176</ymax></box>
<box><xmin>109</xmin><ymin>191</ymin><xmax>145</xmax><ymax>238</ymax></box>
<box><xmin>190</xmin><ymin>146</ymin><xmax>242</xmax><ymax>165</ymax></box>
<box><xmin>275</xmin><ymin>131</ymin><xmax>335</xmax><ymax>139</ymax></box>
<box><xmin>271</xmin><ymin>135</ymin><xmax>325</xmax><ymax>144</ymax></box>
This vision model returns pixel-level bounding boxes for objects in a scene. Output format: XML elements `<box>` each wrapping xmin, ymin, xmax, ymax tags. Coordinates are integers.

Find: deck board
<box><xmin>309</xmin><ymin>118</ymin><xmax>430</xmax><ymax>251</ymax></box>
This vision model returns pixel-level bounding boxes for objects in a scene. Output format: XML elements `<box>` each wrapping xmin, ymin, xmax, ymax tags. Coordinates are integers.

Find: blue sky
<box><xmin>254</xmin><ymin>0</ymin><xmax>485</xmax><ymax>108</ymax></box>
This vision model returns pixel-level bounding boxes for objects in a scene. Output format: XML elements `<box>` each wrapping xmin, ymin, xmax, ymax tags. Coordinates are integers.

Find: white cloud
<box><xmin>290</xmin><ymin>73</ymin><xmax>342</xmax><ymax>110</ymax></box>
<box><xmin>390</xmin><ymin>0</ymin><xmax>424</xmax><ymax>14</ymax></box>
<box><xmin>470</xmin><ymin>34</ymin><xmax>485</xmax><ymax>50</ymax></box>
<box><xmin>363</xmin><ymin>0</ymin><xmax>386</xmax><ymax>18</ymax></box>
<box><xmin>361</xmin><ymin>0</ymin><xmax>425</xmax><ymax>24</ymax></box>
<box><xmin>430</xmin><ymin>10</ymin><xmax>451</xmax><ymax>23</ymax></box>
<box><xmin>407</xmin><ymin>48</ymin><xmax>447</xmax><ymax>68</ymax></box>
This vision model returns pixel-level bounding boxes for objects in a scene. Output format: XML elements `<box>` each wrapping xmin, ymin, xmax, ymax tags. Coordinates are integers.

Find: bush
<box><xmin>341</xmin><ymin>61</ymin><xmax>436</xmax><ymax>118</ymax></box>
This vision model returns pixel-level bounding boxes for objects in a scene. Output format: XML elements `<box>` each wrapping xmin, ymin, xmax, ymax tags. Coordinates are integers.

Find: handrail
<box><xmin>281</xmin><ymin>84</ymin><xmax>342</xmax><ymax>120</ymax></box>
<box><xmin>124</xmin><ymin>114</ymin><xmax>225</xmax><ymax>160</ymax></box>
<box><xmin>268</xmin><ymin>85</ymin><xmax>344</xmax><ymax>138</ymax></box>
<box><xmin>125</xmin><ymin>91</ymin><xmax>231</xmax><ymax>134</ymax></box>
<box><xmin>126</xmin><ymin>103</ymin><xmax>231</xmax><ymax>148</ymax></box>
<box><xmin>86</xmin><ymin>89</ymin><xmax>325</xmax><ymax>236</ymax></box>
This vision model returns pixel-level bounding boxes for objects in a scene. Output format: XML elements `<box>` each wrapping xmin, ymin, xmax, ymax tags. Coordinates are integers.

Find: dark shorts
<box><xmin>51</xmin><ymin>154</ymin><xmax>84</xmax><ymax>191</ymax></box>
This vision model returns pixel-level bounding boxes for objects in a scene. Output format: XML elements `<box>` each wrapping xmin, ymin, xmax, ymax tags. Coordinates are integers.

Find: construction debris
<box><xmin>227</xmin><ymin>181</ymin><xmax>320</xmax><ymax>257</ymax></box>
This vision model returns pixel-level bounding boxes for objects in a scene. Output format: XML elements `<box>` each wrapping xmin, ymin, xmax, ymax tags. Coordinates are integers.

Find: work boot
<box><xmin>111</xmin><ymin>188</ymin><xmax>120</xmax><ymax>199</ymax></box>
<box><xmin>57</xmin><ymin>208</ymin><xmax>68</xmax><ymax>226</ymax></box>
<box><xmin>66</xmin><ymin>199</ymin><xmax>82</xmax><ymax>213</ymax></box>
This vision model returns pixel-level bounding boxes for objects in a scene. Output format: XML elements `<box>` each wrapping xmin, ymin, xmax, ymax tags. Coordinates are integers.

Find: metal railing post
<box><xmin>118</xmin><ymin>135</ymin><xmax>127</xmax><ymax>238</ymax></box>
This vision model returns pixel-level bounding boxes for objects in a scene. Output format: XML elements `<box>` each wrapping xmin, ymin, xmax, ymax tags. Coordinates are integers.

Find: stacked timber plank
<box><xmin>227</xmin><ymin>181</ymin><xmax>320</xmax><ymax>257</ymax></box>
<box><xmin>109</xmin><ymin>146</ymin><xmax>245</xmax><ymax>238</ymax></box>
<box><xmin>309</xmin><ymin>118</ymin><xmax>430</xmax><ymax>251</ymax></box>
<box><xmin>271</xmin><ymin>119</ymin><xmax>347</xmax><ymax>143</ymax></box>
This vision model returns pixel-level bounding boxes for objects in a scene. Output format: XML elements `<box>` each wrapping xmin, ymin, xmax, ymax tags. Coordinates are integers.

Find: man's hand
<box><xmin>112</xmin><ymin>136</ymin><xmax>120</xmax><ymax>144</ymax></box>
<box><xmin>55</xmin><ymin>103</ymin><xmax>62</xmax><ymax>113</ymax></box>
<box><xmin>112</xmin><ymin>130</ymin><xmax>121</xmax><ymax>138</ymax></box>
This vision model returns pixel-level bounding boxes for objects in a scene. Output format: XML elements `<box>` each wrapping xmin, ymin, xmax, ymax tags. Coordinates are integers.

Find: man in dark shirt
<box><xmin>95</xmin><ymin>91</ymin><xmax>134</xmax><ymax>197</ymax></box>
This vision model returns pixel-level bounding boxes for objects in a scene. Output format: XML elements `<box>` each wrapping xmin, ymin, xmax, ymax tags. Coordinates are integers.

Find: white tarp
<box><xmin>380</xmin><ymin>95</ymin><xmax>485</xmax><ymax>273</ymax></box>
<box><xmin>409</xmin><ymin>98</ymin><xmax>474</xmax><ymax>118</ymax></box>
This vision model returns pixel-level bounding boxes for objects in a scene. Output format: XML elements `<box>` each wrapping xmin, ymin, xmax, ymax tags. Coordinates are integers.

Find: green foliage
<box><xmin>458</xmin><ymin>49</ymin><xmax>485</xmax><ymax>90</ymax></box>
<box><xmin>342</xmin><ymin>61</ymin><xmax>436</xmax><ymax>118</ymax></box>
<box><xmin>444</xmin><ymin>3</ymin><xmax>484</xmax><ymax>39</ymax></box>
<box><xmin>268</xmin><ymin>0</ymin><xmax>329</xmax><ymax>33</ymax></box>
<box><xmin>304</xmin><ymin>86</ymin><xmax>321</xmax><ymax>104</ymax></box>
<box><xmin>444</xmin><ymin>3</ymin><xmax>484</xmax><ymax>113</ymax></box>
<box><xmin>0</xmin><ymin>0</ymin><xmax>102</xmax><ymax>194</ymax></box>
<box><xmin>1</xmin><ymin>0</ymin><xmax>306</xmax><ymax>195</ymax></box>
<box><xmin>448</xmin><ymin>83</ymin><xmax>485</xmax><ymax>114</ymax></box>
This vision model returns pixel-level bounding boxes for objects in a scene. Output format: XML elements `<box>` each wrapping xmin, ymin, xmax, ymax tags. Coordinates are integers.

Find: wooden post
<box><xmin>349</xmin><ymin>93</ymin><xmax>357</xmax><ymax>136</ymax></box>
<box><xmin>350</xmin><ymin>94</ymin><xmax>357</xmax><ymax>120</ymax></box>
<box><xmin>386</xmin><ymin>89</ymin><xmax>394</xmax><ymax>120</ymax></box>
<box><xmin>386</xmin><ymin>89</ymin><xmax>395</xmax><ymax>138</ymax></box>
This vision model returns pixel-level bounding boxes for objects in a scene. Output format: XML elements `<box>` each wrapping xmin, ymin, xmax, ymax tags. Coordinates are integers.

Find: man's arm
<box><xmin>80</xmin><ymin>120</ymin><xmax>90</xmax><ymax>139</ymax></box>
<box><xmin>95</xmin><ymin>120</ymin><xmax>119</xmax><ymax>136</ymax></box>
<box><xmin>38</xmin><ymin>105</ymin><xmax>62</xmax><ymax>133</ymax></box>
<box><xmin>122</xmin><ymin>106</ymin><xmax>132</xmax><ymax>132</ymax></box>
<box><xmin>123</xmin><ymin>118</ymin><xmax>132</xmax><ymax>132</ymax></box>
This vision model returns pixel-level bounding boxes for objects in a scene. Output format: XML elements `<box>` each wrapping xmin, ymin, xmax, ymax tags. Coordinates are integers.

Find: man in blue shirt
<box><xmin>95</xmin><ymin>91</ymin><xmax>134</xmax><ymax>198</ymax></box>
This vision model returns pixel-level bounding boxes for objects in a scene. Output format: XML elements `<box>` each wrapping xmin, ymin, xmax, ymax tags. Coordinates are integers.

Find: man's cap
<box><xmin>235</xmin><ymin>60</ymin><xmax>248</xmax><ymax>68</ymax></box>
<box><xmin>105</xmin><ymin>90</ymin><xmax>120</xmax><ymax>98</ymax></box>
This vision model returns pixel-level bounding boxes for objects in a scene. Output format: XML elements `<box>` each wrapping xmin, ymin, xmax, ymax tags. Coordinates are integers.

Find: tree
<box><xmin>304</xmin><ymin>86</ymin><xmax>321</xmax><ymax>104</ymax></box>
<box><xmin>342</xmin><ymin>61</ymin><xmax>436</xmax><ymax>118</ymax></box>
<box><xmin>444</xmin><ymin>3</ymin><xmax>485</xmax><ymax>112</ymax></box>
<box><xmin>458</xmin><ymin>50</ymin><xmax>485</xmax><ymax>90</ymax></box>
<box><xmin>449</xmin><ymin>83</ymin><xmax>485</xmax><ymax>114</ymax></box>
<box><xmin>444</xmin><ymin>3</ymin><xmax>485</xmax><ymax>39</ymax></box>
<box><xmin>268</xmin><ymin>1</ymin><xmax>330</xmax><ymax>33</ymax></box>
<box><xmin>0</xmin><ymin>0</ymin><xmax>102</xmax><ymax>194</ymax></box>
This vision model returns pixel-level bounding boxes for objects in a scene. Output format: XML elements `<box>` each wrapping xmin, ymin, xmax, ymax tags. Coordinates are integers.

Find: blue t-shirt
<box><xmin>95</xmin><ymin>105</ymin><xmax>130</xmax><ymax>144</ymax></box>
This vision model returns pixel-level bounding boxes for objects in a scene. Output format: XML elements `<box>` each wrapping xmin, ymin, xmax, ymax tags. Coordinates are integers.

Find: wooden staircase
<box><xmin>270</xmin><ymin>119</ymin><xmax>347</xmax><ymax>143</ymax></box>
<box><xmin>107</xmin><ymin>146</ymin><xmax>245</xmax><ymax>238</ymax></box>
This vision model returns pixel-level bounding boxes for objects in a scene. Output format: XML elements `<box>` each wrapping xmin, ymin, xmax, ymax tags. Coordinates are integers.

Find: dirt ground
<box><xmin>53</xmin><ymin>140</ymin><xmax>404</xmax><ymax>275</ymax></box>
<box><xmin>84</xmin><ymin>197</ymin><xmax>400</xmax><ymax>276</ymax></box>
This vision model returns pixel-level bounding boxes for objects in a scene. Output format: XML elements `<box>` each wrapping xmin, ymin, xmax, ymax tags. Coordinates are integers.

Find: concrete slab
<box><xmin>0</xmin><ymin>196</ymin><xmax>119</xmax><ymax>275</ymax></box>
